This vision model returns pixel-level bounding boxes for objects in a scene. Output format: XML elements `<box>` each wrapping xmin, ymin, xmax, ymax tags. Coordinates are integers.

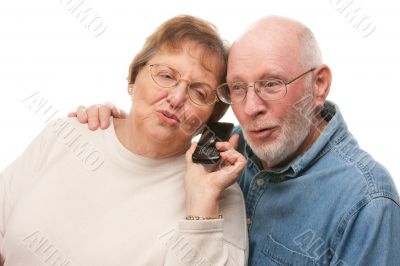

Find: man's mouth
<box><xmin>247</xmin><ymin>126</ymin><xmax>278</xmax><ymax>139</ymax></box>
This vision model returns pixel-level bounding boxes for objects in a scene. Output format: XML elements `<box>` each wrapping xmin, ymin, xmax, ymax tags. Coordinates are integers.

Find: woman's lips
<box><xmin>157</xmin><ymin>110</ymin><xmax>180</xmax><ymax>126</ymax></box>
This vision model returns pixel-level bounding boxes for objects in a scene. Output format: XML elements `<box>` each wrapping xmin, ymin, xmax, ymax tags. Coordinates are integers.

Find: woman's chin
<box><xmin>146</xmin><ymin>128</ymin><xmax>184</xmax><ymax>144</ymax></box>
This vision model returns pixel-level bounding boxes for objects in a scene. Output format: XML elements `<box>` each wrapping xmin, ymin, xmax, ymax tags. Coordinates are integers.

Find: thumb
<box><xmin>185</xmin><ymin>142</ymin><xmax>198</xmax><ymax>163</ymax></box>
<box><xmin>229</xmin><ymin>134</ymin><xmax>240</xmax><ymax>150</ymax></box>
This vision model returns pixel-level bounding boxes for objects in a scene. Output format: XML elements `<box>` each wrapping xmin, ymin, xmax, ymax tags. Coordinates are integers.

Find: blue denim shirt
<box><xmin>234</xmin><ymin>101</ymin><xmax>400</xmax><ymax>266</ymax></box>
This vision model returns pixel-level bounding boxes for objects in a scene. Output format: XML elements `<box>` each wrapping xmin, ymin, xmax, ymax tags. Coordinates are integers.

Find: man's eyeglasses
<box><xmin>148</xmin><ymin>64</ymin><xmax>218</xmax><ymax>106</ymax></box>
<box><xmin>216</xmin><ymin>68</ymin><xmax>316</xmax><ymax>104</ymax></box>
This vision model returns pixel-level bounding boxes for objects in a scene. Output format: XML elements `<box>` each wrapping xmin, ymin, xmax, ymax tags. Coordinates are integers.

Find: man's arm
<box><xmin>332</xmin><ymin>196</ymin><xmax>400</xmax><ymax>266</ymax></box>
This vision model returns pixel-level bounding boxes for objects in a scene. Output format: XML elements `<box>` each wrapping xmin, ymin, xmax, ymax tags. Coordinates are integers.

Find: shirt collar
<box><xmin>244</xmin><ymin>101</ymin><xmax>348</xmax><ymax>182</ymax></box>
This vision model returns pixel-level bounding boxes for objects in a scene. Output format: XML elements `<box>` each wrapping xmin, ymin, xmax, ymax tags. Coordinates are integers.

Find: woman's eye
<box><xmin>194</xmin><ymin>88</ymin><xmax>206</xmax><ymax>99</ymax></box>
<box><xmin>158</xmin><ymin>72</ymin><xmax>175</xmax><ymax>80</ymax></box>
<box><xmin>190</xmin><ymin>84</ymin><xmax>208</xmax><ymax>100</ymax></box>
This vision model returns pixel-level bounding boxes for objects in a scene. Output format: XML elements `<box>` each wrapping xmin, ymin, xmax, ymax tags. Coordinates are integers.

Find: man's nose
<box><xmin>242</xmin><ymin>86</ymin><xmax>268</xmax><ymax>117</ymax></box>
<box><xmin>166</xmin><ymin>80</ymin><xmax>189</xmax><ymax>109</ymax></box>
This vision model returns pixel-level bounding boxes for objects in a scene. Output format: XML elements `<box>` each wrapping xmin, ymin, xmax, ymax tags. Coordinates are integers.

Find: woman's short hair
<box><xmin>127</xmin><ymin>15</ymin><xmax>229</xmax><ymax>122</ymax></box>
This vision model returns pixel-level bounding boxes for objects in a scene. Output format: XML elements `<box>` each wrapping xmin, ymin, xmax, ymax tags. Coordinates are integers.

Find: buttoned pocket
<box><xmin>253</xmin><ymin>234</ymin><xmax>317</xmax><ymax>266</ymax></box>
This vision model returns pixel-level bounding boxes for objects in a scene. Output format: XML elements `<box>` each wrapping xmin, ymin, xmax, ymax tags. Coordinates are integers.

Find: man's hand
<box><xmin>184</xmin><ymin>134</ymin><xmax>246</xmax><ymax>218</ymax></box>
<box><xmin>68</xmin><ymin>102</ymin><xmax>127</xmax><ymax>130</ymax></box>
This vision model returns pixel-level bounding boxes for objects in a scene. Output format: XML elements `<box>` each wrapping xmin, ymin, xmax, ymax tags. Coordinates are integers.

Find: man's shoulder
<box><xmin>323</xmin><ymin>134</ymin><xmax>399</xmax><ymax>204</ymax></box>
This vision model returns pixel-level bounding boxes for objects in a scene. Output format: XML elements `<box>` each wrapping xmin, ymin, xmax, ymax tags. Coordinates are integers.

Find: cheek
<box><xmin>269</xmin><ymin>102</ymin><xmax>294</xmax><ymax>122</ymax></box>
<box><xmin>133</xmin><ymin>85</ymin><xmax>168</xmax><ymax>107</ymax></box>
<box><xmin>232</xmin><ymin>105</ymin><xmax>247</xmax><ymax>123</ymax></box>
<box><xmin>185</xmin><ymin>105</ymin><xmax>213</xmax><ymax>125</ymax></box>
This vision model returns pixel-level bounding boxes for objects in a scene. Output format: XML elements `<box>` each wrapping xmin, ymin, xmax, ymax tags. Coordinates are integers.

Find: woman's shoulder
<box><xmin>41</xmin><ymin>117</ymin><xmax>113</xmax><ymax>146</ymax></box>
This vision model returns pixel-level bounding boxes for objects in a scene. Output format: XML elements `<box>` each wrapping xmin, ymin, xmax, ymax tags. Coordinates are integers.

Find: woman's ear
<box><xmin>313</xmin><ymin>64</ymin><xmax>332</xmax><ymax>109</ymax></box>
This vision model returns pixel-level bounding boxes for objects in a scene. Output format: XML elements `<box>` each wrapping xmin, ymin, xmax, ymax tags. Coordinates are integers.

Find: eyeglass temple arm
<box><xmin>285</xmin><ymin>68</ymin><xmax>316</xmax><ymax>85</ymax></box>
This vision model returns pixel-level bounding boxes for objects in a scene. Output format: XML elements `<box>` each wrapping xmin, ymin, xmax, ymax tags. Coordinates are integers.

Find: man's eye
<box><xmin>231</xmin><ymin>83</ymin><xmax>244</xmax><ymax>91</ymax></box>
<box><xmin>263</xmin><ymin>80</ymin><xmax>281</xmax><ymax>88</ymax></box>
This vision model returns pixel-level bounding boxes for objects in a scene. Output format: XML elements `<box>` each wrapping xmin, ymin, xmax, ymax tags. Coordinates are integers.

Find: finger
<box><xmin>229</xmin><ymin>134</ymin><xmax>240</xmax><ymax>149</ymax></box>
<box><xmin>111</xmin><ymin>107</ymin><xmax>121</xmax><ymax>118</ymax></box>
<box><xmin>67</xmin><ymin>111</ymin><xmax>77</xmax><ymax>117</ymax></box>
<box><xmin>215</xmin><ymin>134</ymin><xmax>239</xmax><ymax>151</ymax></box>
<box><xmin>219</xmin><ymin>155</ymin><xmax>246</xmax><ymax>177</ymax></box>
<box><xmin>219</xmin><ymin>149</ymin><xmax>242</xmax><ymax>165</ymax></box>
<box><xmin>99</xmin><ymin>104</ymin><xmax>113</xmax><ymax>129</ymax></box>
<box><xmin>215</xmin><ymin>140</ymin><xmax>234</xmax><ymax>152</ymax></box>
<box><xmin>185</xmin><ymin>142</ymin><xmax>197</xmax><ymax>163</ymax></box>
<box><xmin>76</xmin><ymin>105</ymin><xmax>88</xmax><ymax>123</ymax></box>
<box><xmin>118</xmin><ymin>109</ymin><xmax>128</xmax><ymax>119</ymax></box>
<box><xmin>219</xmin><ymin>149</ymin><xmax>247</xmax><ymax>168</ymax></box>
<box><xmin>102</xmin><ymin>101</ymin><xmax>127</xmax><ymax>120</ymax></box>
<box><xmin>87</xmin><ymin>104</ymin><xmax>101</xmax><ymax>130</ymax></box>
<box><xmin>212</xmin><ymin>158</ymin><xmax>246</xmax><ymax>189</ymax></box>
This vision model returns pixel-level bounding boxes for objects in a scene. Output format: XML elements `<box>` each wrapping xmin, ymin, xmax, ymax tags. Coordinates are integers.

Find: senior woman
<box><xmin>0</xmin><ymin>15</ymin><xmax>248</xmax><ymax>265</ymax></box>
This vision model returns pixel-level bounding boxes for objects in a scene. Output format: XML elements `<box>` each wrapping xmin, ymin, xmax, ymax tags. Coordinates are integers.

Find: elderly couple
<box><xmin>1</xmin><ymin>14</ymin><xmax>399</xmax><ymax>266</ymax></box>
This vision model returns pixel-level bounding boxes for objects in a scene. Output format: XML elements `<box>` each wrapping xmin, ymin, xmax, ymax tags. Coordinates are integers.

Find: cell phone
<box><xmin>192</xmin><ymin>122</ymin><xmax>234</xmax><ymax>164</ymax></box>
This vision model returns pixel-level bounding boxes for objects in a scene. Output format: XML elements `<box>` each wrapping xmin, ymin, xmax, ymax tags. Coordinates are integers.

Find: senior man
<box><xmin>71</xmin><ymin>16</ymin><xmax>400</xmax><ymax>265</ymax></box>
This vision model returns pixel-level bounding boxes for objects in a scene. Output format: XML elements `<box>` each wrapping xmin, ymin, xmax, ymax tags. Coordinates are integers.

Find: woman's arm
<box><xmin>0</xmin><ymin>123</ymin><xmax>47</xmax><ymax>263</ymax></box>
<box><xmin>164</xmin><ymin>136</ymin><xmax>248</xmax><ymax>265</ymax></box>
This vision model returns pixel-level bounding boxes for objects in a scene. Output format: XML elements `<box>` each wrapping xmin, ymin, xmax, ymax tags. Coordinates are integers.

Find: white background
<box><xmin>1</xmin><ymin>0</ymin><xmax>399</xmax><ymax>188</ymax></box>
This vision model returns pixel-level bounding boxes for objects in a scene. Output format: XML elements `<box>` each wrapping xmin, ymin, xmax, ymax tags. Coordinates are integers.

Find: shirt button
<box><xmin>256</xmin><ymin>178</ymin><xmax>265</xmax><ymax>186</ymax></box>
<box><xmin>246</xmin><ymin>218</ymin><xmax>252</xmax><ymax>225</ymax></box>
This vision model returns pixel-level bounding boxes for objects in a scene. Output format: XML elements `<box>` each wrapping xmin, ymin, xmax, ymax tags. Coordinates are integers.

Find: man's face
<box><xmin>228</xmin><ymin>32</ymin><xmax>316</xmax><ymax>168</ymax></box>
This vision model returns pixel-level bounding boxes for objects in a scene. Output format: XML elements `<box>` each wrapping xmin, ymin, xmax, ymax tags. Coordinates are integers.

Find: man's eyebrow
<box><xmin>227</xmin><ymin>71</ymin><xmax>286</xmax><ymax>83</ymax></box>
<box><xmin>258</xmin><ymin>71</ymin><xmax>286</xmax><ymax>81</ymax></box>
<box><xmin>226</xmin><ymin>75</ymin><xmax>246</xmax><ymax>83</ymax></box>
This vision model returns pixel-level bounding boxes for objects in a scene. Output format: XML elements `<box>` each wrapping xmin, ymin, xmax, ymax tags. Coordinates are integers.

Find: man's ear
<box><xmin>313</xmin><ymin>64</ymin><xmax>332</xmax><ymax>109</ymax></box>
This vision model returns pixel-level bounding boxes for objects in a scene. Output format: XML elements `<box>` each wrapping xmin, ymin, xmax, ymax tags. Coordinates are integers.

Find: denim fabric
<box><xmin>234</xmin><ymin>101</ymin><xmax>400</xmax><ymax>266</ymax></box>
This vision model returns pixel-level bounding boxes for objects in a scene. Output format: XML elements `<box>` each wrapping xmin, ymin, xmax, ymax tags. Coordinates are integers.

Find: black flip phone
<box><xmin>192</xmin><ymin>122</ymin><xmax>234</xmax><ymax>164</ymax></box>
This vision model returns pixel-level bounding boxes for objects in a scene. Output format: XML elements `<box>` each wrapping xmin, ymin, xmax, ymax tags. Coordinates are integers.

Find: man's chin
<box><xmin>244</xmin><ymin>132</ymin><xmax>277</xmax><ymax>149</ymax></box>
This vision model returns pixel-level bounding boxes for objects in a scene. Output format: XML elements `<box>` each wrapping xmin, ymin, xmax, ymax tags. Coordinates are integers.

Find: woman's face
<box><xmin>129</xmin><ymin>41</ymin><xmax>219</xmax><ymax>150</ymax></box>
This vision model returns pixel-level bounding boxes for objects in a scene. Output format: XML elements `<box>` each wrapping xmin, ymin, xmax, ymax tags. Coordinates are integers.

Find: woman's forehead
<box><xmin>153</xmin><ymin>46</ymin><xmax>222</xmax><ymax>80</ymax></box>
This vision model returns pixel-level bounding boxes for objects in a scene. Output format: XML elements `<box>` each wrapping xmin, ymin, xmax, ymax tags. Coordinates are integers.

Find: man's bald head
<box><xmin>231</xmin><ymin>16</ymin><xmax>322</xmax><ymax>71</ymax></box>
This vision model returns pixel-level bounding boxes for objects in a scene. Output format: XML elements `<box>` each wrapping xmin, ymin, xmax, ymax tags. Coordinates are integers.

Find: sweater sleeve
<box><xmin>163</xmin><ymin>184</ymin><xmax>248</xmax><ymax>266</ymax></box>
<box><xmin>0</xmin><ymin>123</ymin><xmax>49</xmax><ymax>264</ymax></box>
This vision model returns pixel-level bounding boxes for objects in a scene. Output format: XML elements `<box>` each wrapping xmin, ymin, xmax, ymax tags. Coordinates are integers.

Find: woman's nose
<box><xmin>166</xmin><ymin>80</ymin><xmax>189</xmax><ymax>109</ymax></box>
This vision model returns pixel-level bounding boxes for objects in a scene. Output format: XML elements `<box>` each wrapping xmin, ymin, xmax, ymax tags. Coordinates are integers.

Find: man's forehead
<box><xmin>227</xmin><ymin>43</ymin><xmax>300</xmax><ymax>81</ymax></box>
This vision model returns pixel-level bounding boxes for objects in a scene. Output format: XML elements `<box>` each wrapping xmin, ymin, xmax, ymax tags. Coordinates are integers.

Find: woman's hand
<box><xmin>184</xmin><ymin>134</ymin><xmax>247</xmax><ymax>218</ymax></box>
